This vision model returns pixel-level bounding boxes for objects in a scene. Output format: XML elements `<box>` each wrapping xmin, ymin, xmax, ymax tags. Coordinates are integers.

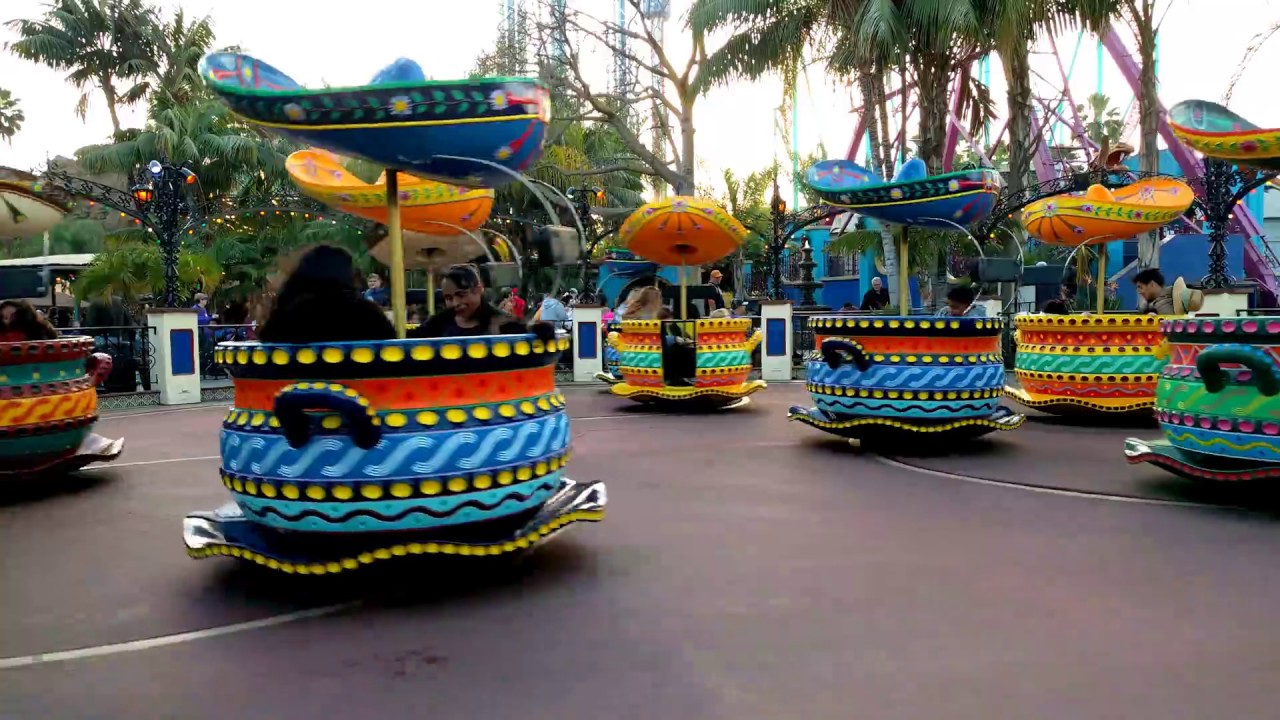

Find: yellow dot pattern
<box><xmin>220</xmin><ymin>448</ymin><xmax>572</xmax><ymax>502</ymax></box>
<box><xmin>788</xmin><ymin>409</ymin><xmax>1026</xmax><ymax>434</ymax></box>
<box><xmin>1013</xmin><ymin>343</ymin><xmax>1165</xmax><ymax>357</ymax></box>
<box><xmin>186</xmin><ymin>510</ymin><xmax>606</xmax><ymax>572</ymax></box>
<box><xmin>214</xmin><ymin>336</ymin><xmax>570</xmax><ymax>368</ymax></box>
<box><xmin>804</xmin><ymin>385</ymin><xmax>1003</xmax><ymax>400</ymax></box>
<box><xmin>609</xmin><ymin>381</ymin><xmax>768</xmax><ymax>402</ymax></box>
<box><xmin>808</xmin><ymin>317</ymin><xmax>1003</xmax><ymax>332</ymax></box>
<box><xmin>1013</xmin><ymin>314</ymin><xmax>1161</xmax><ymax>331</ymax></box>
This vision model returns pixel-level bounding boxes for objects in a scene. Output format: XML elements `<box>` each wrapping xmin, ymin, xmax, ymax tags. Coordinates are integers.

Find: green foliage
<box><xmin>1076</xmin><ymin>92</ymin><xmax>1124</xmax><ymax>146</ymax></box>
<box><xmin>204</xmin><ymin>219</ymin><xmax>375</xmax><ymax>303</ymax></box>
<box><xmin>74</xmin><ymin>98</ymin><xmax>296</xmax><ymax>197</ymax></box>
<box><xmin>0</xmin><ymin>88</ymin><xmax>24</xmax><ymax>144</ymax></box>
<box><xmin>4</xmin><ymin>0</ymin><xmax>157</xmax><ymax>135</ymax></box>
<box><xmin>73</xmin><ymin>235</ymin><xmax>220</xmax><ymax>306</ymax></box>
<box><xmin>0</xmin><ymin>218</ymin><xmax>106</xmax><ymax>259</ymax></box>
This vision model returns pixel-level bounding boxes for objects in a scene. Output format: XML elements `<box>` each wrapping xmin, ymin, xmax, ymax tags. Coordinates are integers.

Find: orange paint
<box><xmin>232</xmin><ymin>367</ymin><xmax>556</xmax><ymax>411</ymax></box>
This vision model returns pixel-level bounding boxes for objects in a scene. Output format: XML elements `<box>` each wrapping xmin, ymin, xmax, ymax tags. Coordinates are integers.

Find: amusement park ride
<box><xmin>0</xmin><ymin>179</ymin><xmax>125</xmax><ymax>478</ymax></box>
<box><xmin>2</xmin><ymin>18</ymin><xmax>1279</xmax><ymax>576</ymax></box>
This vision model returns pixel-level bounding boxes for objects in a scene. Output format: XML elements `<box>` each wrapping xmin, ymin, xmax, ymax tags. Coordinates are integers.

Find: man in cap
<box><xmin>706</xmin><ymin>269</ymin><xmax>726</xmax><ymax>310</ymax></box>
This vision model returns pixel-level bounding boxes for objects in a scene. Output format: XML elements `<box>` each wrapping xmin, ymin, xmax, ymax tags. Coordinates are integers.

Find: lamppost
<box><xmin>1198</xmin><ymin>158</ymin><xmax>1277</xmax><ymax>290</ymax></box>
<box><xmin>767</xmin><ymin>179</ymin><xmax>833</xmax><ymax>301</ymax></box>
<box><xmin>46</xmin><ymin>160</ymin><xmax>201</xmax><ymax>308</ymax></box>
<box><xmin>567</xmin><ymin>183</ymin><xmax>603</xmax><ymax>296</ymax></box>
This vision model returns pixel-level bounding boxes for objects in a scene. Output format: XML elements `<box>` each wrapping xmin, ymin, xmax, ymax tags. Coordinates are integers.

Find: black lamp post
<box><xmin>1198</xmin><ymin>159</ymin><xmax>1277</xmax><ymax>290</ymax></box>
<box><xmin>46</xmin><ymin>160</ymin><xmax>201</xmax><ymax>308</ymax></box>
<box><xmin>769</xmin><ymin>180</ymin><xmax>788</xmax><ymax>300</ymax></box>
<box><xmin>567</xmin><ymin>183</ymin><xmax>603</xmax><ymax>296</ymax></box>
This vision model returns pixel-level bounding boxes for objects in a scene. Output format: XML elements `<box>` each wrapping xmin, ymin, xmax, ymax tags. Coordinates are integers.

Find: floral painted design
<box><xmin>1240</xmin><ymin>140</ymin><xmax>1260</xmax><ymax>153</ymax></box>
<box><xmin>495</xmin><ymin>145</ymin><xmax>513</xmax><ymax>160</ymax></box>
<box><xmin>490</xmin><ymin>90</ymin><xmax>509</xmax><ymax>110</ymax></box>
<box><xmin>282</xmin><ymin>103</ymin><xmax>306</xmax><ymax>122</ymax></box>
<box><xmin>388</xmin><ymin>95</ymin><xmax>412</xmax><ymax>116</ymax></box>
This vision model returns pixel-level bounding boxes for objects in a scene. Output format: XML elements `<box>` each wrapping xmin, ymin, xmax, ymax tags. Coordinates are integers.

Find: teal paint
<box><xmin>1096</xmin><ymin>39</ymin><xmax>1103</xmax><ymax>95</ymax></box>
<box><xmin>1053</xmin><ymin>33</ymin><xmax>1087</xmax><ymax>146</ymax></box>
<box><xmin>792</xmin><ymin>82</ymin><xmax>800</xmax><ymax>208</ymax></box>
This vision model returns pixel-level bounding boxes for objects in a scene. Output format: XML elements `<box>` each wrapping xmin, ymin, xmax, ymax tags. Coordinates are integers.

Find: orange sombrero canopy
<box><xmin>1022</xmin><ymin>178</ymin><xmax>1194</xmax><ymax>246</ymax></box>
<box><xmin>286</xmin><ymin>149</ymin><xmax>494</xmax><ymax>234</ymax></box>
<box><xmin>617</xmin><ymin>196</ymin><xmax>749</xmax><ymax>266</ymax></box>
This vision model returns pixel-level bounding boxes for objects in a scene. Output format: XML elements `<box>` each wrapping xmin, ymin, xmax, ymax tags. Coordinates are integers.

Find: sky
<box><xmin>1</xmin><ymin>0</ymin><xmax>1277</xmax><ymax>202</ymax></box>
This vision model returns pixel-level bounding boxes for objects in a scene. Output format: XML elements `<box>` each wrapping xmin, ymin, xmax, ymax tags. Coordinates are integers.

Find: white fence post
<box><xmin>146</xmin><ymin>308</ymin><xmax>202</xmax><ymax>405</ymax></box>
<box><xmin>570</xmin><ymin>304</ymin><xmax>604</xmax><ymax>382</ymax></box>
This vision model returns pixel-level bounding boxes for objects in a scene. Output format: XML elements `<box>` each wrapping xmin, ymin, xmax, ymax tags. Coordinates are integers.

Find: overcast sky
<box><xmin>1</xmin><ymin>0</ymin><xmax>1277</xmax><ymax>200</ymax></box>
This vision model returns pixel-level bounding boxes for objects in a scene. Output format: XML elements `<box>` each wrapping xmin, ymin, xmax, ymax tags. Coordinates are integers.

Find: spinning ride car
<box><xmin>183</xmin><ymin>54</ymin><xmax>605</xmax><ymax>573</ymax></box>
<box><xmin>1005</xmin><ymin>178</ymin><xmax>1197</xmax><ymax>418</ymax></box>
<box><xmin>788</xmin><ymin>157</ymin><xmax>1023</xmax><ymax>443</ymax></box>
<box><xmin>603</xmin><ymin>197</ymin><xmax>765</xmax><ymax>408</ymax></box>
<box><xmin>0</xmin><ymin>339</ymin><xmax>123</xmax><ymax>478</ymax></box>
<box><xmin>1125</xmin><ymin>101</ymin><xmax>1280</xmax><ymax>480</ymax></box>
<box><xmin>1</xmin><ymin>183</ymin><xmax>124</xmax><ymax>478</ymax></box>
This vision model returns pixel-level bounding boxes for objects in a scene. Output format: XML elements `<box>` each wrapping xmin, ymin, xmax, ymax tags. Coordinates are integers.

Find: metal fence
<box><xmin>200</xmin><ymin>324</ymin><xmax>255</xmax><ymax>380</ymax></box>
<box><xmin>62</xmin><ymin>325</ymin><xmax>156</xmax><ymax>395</ymax></box>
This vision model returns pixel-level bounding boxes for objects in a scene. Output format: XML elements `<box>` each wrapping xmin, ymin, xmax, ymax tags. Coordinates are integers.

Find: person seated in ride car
<box><xmin>0</xmin><ymin>300</ymin><xmax>59</xmax><ymax>342</ymax></box>
<box><xmin>256</xmin><ymin>245</ymin><xmax>395</xmax><ymax>344</ymax></box>
<box><xmin>935</xmin><ymin>286</ymin><xmax>988</xmax><ymax>317</ymax></box>
<box><xmin>411</xmin><ymin>264</ymin><xmax>555</xmax><ymax>341</ymax></box>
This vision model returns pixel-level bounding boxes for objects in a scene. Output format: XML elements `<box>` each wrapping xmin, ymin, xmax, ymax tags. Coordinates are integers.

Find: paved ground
<box><xmin>5</xmin><ymin>384</ymin><xmax>1280</xmax><ymax>719</ymax></box>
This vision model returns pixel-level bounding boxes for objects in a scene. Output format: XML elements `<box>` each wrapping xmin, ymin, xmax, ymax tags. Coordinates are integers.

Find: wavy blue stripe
<box><xmin>220</xmin><ymin>413</ymin><xmax>569</xmax><ymax>480</ymax></box>
<box><xmin>231</xmin><ymin>474</ymin><xmax>560</xmax><ymax>532</ymax></box>
<box><xmin>1160</xmin><ymin>424</ymin><xmax>1280</xmax><ymax>462</ymax></box>
<box><xmin>806</xmin><ymin>361</ymin><xmax>1004</xmax><ymax>390</ymax></box>
<box><xmin>813</xmin><ymin>393</ymin><xmax>998</xmax><ymax>419</ymax></box>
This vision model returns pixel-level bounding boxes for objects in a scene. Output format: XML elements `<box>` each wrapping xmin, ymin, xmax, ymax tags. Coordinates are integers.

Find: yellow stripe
<box><xmin>229</xmin><ymin>110</ymin><xmax>540</xmax><ymax>132</ymax></box>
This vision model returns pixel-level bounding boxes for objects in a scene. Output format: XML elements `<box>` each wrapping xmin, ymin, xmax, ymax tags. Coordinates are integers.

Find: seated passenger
<box><xmin>256</xmin><ymin>245</ymin><xmax>395</xmax><ymax>344</ymax></box>
<box><xmin>0</xmin><ymin>300</ymin><xmax>59</xmax><ymax>342</ymax></box>
<box><xmin>411</xmin><ymin>264</ymin><xmax>554</xmax><ymax>340</ymax></box>
<box><xmin>654</xmin><ymin>307</ymin><xmax>697</xmax><ymax>387</ymax></box>
<box><xmin>620</xmin><ymin>286</ymin><xmax>664</xmax><ymax>321</ymax></box>
<box><xmin>708</xmin><ymin>308</ymin><xmax>731</xmax><ymax>319</ymax></box>
<box><xmin>935</xmin><ymin>286</ymin><xmax>988</xmax><ymax>318</ymax></box>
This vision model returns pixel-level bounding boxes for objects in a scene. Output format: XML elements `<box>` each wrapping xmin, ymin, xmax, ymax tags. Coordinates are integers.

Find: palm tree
<box><xmin>5</xmin><ymin>0</ymin><xmax>157</xmax><ymax>137</ymax></box>
<box><xmin>982</xmin><ymin>0</ymin><xmax>1118</xmax><ymax>195</ymax></box>
<box><xmin>74</xmin><ymin>235</ymin><xmax>220</xmax><ymax>307</ymax></box>
<box><xmin>0</xmin><ymin>88</ymin><xmax>23</xmax><ymax>144</ymax></box>
<box><xmin>74</xmin><ymin>98</ymin><xmax>295</xmax><ymax>197</ymax></box>
<box><xmin>1077</xmin><ymin>92</ymin><xmax>1124</xmax><ymax>146</ymax></box>
<box><xmin>132</xmin><ymin>9</ymin><xmax>217</xmax><ymax>111</ymax></box>
<box><xmin>1116</xmin><ymin>0</ymin><xmax>1159</xmax><ymax>267</ymax></box>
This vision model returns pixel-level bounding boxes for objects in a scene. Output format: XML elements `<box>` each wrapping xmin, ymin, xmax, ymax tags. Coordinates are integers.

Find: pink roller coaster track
<box><xmin>841</xmin><ymin>25</ymin><xmax>1279</xmax><ymax>305</ymax></box>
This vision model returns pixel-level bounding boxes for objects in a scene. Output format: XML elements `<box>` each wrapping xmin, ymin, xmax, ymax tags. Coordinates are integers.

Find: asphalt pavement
<box><xmin>4</xmin><ymin>384</ymin><xmax>1280</xmax><ymax>719</ymax></box>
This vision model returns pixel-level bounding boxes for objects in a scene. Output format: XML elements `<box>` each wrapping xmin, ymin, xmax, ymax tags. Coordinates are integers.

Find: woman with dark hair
<box><xmin>0</xmin><ymin>300</ymin><xmax>59</xmax><ymax>342</ymax></box>
<box><xmin>257</xmin><ymin>245</ymin><xmax>395</xmax><ymax>344</ymax></box>
<box><xmin>411</xmin><ymin>264</ymin><xmax>554</xmax><ymax>340</ymax></box>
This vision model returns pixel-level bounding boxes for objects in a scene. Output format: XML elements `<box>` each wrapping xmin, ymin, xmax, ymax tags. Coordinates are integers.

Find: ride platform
<box><xmin>1124</xmin><ymin>438</ymin><xmax>1280</xmax><ymax>482</ymax></box>
<box><xmin>184</xmin><ymin>478</ymin><xmax>606</xmax><ymax>574</ymax></box>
